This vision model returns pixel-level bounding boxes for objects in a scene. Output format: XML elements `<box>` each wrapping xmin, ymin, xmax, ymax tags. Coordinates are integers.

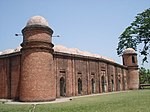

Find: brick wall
<box><xmin>0</xmin><ymin>53</ymin><xmax>21</xmax><ymax>99</ymax></box>
<box><xmin>54</xmin><ymin>52</ymin><xmax>128</xmax><ymax>98</ymax></box>
<box><xmin>0</xmin><ymin>51</ymin><xmax>128</xmax><ymax>100</ymax></box>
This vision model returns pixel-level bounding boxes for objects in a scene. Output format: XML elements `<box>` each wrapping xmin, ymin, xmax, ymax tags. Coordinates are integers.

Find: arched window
<box><xmin>60</xmin><ymin>77</ymin><xmax>66</xmax><ymax>97</ymax></box>
<box><xmin>78</xmin><ymin>78</ymin><xmax>82</xmax><ymax>95</ymax></box>
<box><xmin>101</xmin><ymin>76</ymin><xmax>105</xmax><ymax>92</ymax></box>
<box><xmin>132</xmin><ymin>56</ymin><xmax>135</xmax><ymax>63</ymax></box>
<box><xmin>91</xmin><ymin>78</ymin><xmax>95</xmax><ymax>93</ymax></box>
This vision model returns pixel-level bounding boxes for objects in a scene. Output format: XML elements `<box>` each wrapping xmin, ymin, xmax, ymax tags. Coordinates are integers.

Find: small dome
<box><xmin>1</xmin><ymin>49</ymin><xmax>14</xmax><ymax>55</ymax></box>
<box><xmin>123</xmin><ymin>48</ymin><xmax>136</xmax><ymax>54</ymax></box>
<box><xmin>26</xmin><ymin>16</ymin><xmax>49</xmax><ymax>27</ymax></box>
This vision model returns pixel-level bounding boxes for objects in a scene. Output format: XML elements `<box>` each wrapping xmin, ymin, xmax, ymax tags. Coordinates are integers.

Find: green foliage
<box><xmin>117</xmin><ymin>8</ymin><xmax>150</xmax><ymax>63</ymax></box>
<box><xmin>139</xmin><ymin>67</ymin><xmax>150</xmax><ymax>84</ymax></box>
<box><xmin>0</xmin><ymin>90</ymin><xmax>150</xmax><ymax>112</ymax></box>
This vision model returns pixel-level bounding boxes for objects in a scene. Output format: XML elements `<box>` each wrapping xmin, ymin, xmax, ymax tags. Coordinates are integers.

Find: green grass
<box><xmin>0</xmin><ymin>90</ymin><xmax>150</xmax><ymax>112</ymax></box>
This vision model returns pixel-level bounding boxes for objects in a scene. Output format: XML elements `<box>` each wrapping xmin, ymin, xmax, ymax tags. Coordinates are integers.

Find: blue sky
<box><xmin>0</xmin><ymin>0</ymin><xmax>149</xmax><ymax>68</ymax></box>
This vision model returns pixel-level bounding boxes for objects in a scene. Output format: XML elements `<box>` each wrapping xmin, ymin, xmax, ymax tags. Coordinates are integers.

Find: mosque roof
<box><xmin>0</xmin><ymin>16</ymin><xmax>115</xmax><ymax>62</ymax></box>
<box><xmin>0</xmin><ymin>45</ymin><xmax>115</xmax><ymax>62</ymax></box>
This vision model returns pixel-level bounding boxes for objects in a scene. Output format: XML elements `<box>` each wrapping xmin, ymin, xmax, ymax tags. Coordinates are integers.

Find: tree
<box><xmin>117</xmin><ymin>8</ymin><xmax>150</xmax><ymax>63</ymax></box>
<box><xmin>139</xmin><ymin>67</ymin><xmax>150</xmax><ymax>84</ymax></box>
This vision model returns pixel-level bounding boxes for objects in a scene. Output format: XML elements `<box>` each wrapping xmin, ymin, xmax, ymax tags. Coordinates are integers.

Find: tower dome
<box><xmin>123</xmin><ymin>48</ymin><xmax>136</xmax><ymax>54</ymax></box>
<box><xmin>26</xmin><ymin>16</ymin><xmax>49</xmax><ymax>27</ymax></box>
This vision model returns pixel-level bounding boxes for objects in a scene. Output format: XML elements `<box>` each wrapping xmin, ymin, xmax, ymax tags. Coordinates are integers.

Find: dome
<box><xmin>1</xmin><ymin>49</ymin><xmax>14</xmax><ymax>55</ymax></box>
<box><xmin>26</xmin><ymin>16</ymin><xmax>49</xmax><ymax>27</ymax></box>
<box><xmin>123</xmin><ymin>48</ymin><xmax>136</xmax><ymax>54</ymax></box>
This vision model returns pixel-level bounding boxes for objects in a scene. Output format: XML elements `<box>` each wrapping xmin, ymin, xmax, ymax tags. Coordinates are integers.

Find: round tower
<box><xmin>122</xmin><ymin>48</ymin><xmax>139</xmax><ymax>90</ymax></box>
<box><xmin>19</xmin><ymin>16</ymin><xmax>56</xmax><ymax>102</ymax></box>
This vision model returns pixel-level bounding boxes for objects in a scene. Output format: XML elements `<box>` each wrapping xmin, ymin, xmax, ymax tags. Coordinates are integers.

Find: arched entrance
<box><xmin>60</xmin><ymin>77</ymin><xmax>66</xmax><ymax>97</ymax></box>
<box><xmin>118</xmin><ymin>80</ymin><xmax>121</xmax><ymax>91</ymax></box>
<box><xmin>101</xmin><ymin>76</ymin><xmax>105</xmax><ymax>92</ymax></box>
<box><xmin>78</xmin><ymin>78</ymin><xmax>82</xmax><ymax>95</ymax></box>
<box><xmin>91</xmin><ymin>78</ymin><xmax>95</xmax><ymax>93</ymax></box>
<box><xmin>111</xmin><ymin>80</ymin><xmax>114</xmax><ymax>91</ymax></box>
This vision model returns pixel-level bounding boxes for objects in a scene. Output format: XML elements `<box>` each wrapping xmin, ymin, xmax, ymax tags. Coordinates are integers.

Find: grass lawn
<box><xmin>0</xmin><ymin>90</ymin><xmax>150</xmax><ymax>112</ymax></box>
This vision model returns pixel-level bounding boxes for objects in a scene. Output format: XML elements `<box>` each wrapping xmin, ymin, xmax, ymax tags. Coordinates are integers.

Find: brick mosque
<box><xmin>0</xmin><ymin>16</ymin><xmax>139</xmax><ymax>102</ymax></box>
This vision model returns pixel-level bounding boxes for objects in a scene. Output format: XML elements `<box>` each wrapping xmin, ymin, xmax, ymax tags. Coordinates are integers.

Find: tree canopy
<box><xmin>117</xmin><ymin>8</ymin><xmax>150</xmax><ymax>63</ymax></box>
<box><xmin>139</xmin><ymin>67</ymin><xmax>150</xmax><ymax>84</ymax></box>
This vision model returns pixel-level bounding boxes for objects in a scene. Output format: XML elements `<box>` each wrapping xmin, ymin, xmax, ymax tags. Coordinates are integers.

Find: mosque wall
<box><xmin>0</xmin><ymin>53</ymin><xmax>21</xmax><ymax>100</ymax></box>
<box><xmin>0</xmin><ymin>57</ymin><xmax>10</xmax><ymax>99</ymax></box>
<box><xmin>54</xmin><ymin>51</ymin><xmax>128</xmax><ymax>98</ymax></box>
<box><xmin>0</xmin><ymin>51</ymin><xmax>128</xmax><ymax>100</ymax></box>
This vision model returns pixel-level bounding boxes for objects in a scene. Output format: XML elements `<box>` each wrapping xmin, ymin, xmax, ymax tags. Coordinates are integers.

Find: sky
<box><xmin>0</xmin><ymin>0</ymin><xmax>150</xmax><ymax>68</ymax></box>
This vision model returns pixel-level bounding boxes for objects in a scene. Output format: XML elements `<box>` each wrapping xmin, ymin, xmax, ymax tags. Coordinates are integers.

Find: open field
<box><xmin>0</xmin><ymin>90</ymin><xmax>150</xmax><ymax>112</ymax></box>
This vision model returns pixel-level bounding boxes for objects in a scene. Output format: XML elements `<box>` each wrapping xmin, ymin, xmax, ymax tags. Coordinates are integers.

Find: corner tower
<box><xmin>19</xmin><ymin>16</ymin><xmax>56</xmax><ymax>102</ymax></box>
<box><xmin>122</xmin><ymin>48</ymin><xmax>139</xmax><ymax>90</ymax></box>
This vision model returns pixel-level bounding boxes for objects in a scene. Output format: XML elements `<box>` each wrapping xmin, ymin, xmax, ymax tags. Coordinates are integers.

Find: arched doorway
<box><xmin>111</xmin><ymin>80</ymin><xmax>114</xmax><ymax>91</ymax></box>
<box><xmin>118</xmin><ymin>80</ymin><xmax>121</xmax><ymax>91</ymax></box>
<box><xmin>91</xmin><ymin>78</ymin><xmax>95</xmax><ymax>93</ymax></box>
<box><xmin>60</xmin><ymin>77</ymin><xmax>66</xmax><ymax>97</ymax></box>
<box><xmin>78</xmin><ymin>78</ymin><xmax>82</xmax><ymax>95</ymax></box>
<box><xmin>101</xmin><ymin>76</ymin><xmax>105</xmax><ymax>92</ymax></box>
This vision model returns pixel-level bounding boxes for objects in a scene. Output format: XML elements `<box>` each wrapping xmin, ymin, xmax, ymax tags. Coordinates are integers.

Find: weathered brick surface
<box><xmin>19</xmin><ymin>25</ymin><xmax>55</xmax><ymax>102</ymax></box>
<box><xmin>20</xmin><ymin>51</ymin><xmax>55</xmax><ymax>101</ymax></box>
<box><xmin>0</xmin><ymin>50</ymin><xmax>132</xmax><ymax>101</ymax></box>
<box><xmin>10</xmin><ymin>55</ymin><xmax>21</xmax><ymax>100</ymax></box>
<box><xmin>53</xmin><ymin>53</ymin><xmax>129</xmax><ymax>98</ymax></box>
<box><xmin>0</xmin><ymin>58</ymin><xmax>9</xmax><ymax>99</ymax></box>
<box><xmin>0</xmin><ymin>54</ymin><xmax>21</xmax><ymax>100</ymax></box>
<box><xmin>122</xmin><ymin>53</ymin><xmax>139</xmax><ymax>90</ymax></box>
